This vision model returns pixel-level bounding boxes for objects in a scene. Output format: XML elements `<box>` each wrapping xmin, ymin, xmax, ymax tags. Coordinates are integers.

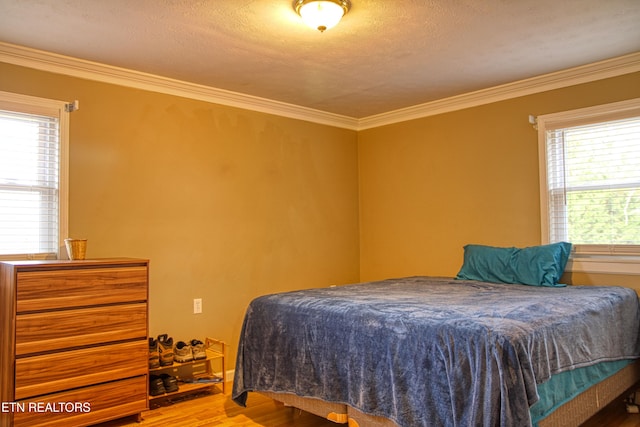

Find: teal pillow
<box><xmin>455</xmin><ymin>242</ymin><xmax>572</xmax><ymax>287</ymax></box>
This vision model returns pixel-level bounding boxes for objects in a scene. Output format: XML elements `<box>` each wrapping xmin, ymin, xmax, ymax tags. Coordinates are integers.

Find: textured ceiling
<box><xmin>0</xmin><ymin>0</ymin><xmax>639</xmax><ymax>118</ymax></box>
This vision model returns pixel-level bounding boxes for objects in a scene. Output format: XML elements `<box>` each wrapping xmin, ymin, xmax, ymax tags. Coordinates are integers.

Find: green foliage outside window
<box><xmin>567</xmin><ymin>189</ymin><xmax>640</xmax><ymax>244</ymax></box>
<box><xmin>564</xmin><ymin>122</ymin><xmax>640</xmax><ymax>245</ymax></box>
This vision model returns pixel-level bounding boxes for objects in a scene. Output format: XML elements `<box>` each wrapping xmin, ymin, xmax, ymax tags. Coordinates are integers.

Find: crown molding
<box><xmin>358</xmin><ymin>52</ymin><xmax>640</xmax><ymax>130</ymax></box>
<box><xmin>1</xmin><ymin>42</ymin><xmax>638</xmax><ymax>131</ymax></box>
<box><xmin>0</xmin><ymin>42</ymin><xmax>359</xmax><ymax>130</ymax></box>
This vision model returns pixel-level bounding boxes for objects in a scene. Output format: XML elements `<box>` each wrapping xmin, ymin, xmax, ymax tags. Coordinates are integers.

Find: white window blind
<box><xmin>538</xmin><ymin>98</ymin><xmax>640</xmax><ymax>258</ymax></box>
<box><xmin>0</xmin><ymin>92</ymin><xmax>69</xmax><ymax>259</ymax></box>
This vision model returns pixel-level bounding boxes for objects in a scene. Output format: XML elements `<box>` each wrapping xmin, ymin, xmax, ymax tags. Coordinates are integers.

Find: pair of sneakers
<box><xmin>149</xmin><ymin>334</ymin><xmax>175</xmax><ymax>368</ymax></box>
<box><xmin>149</xmin><ymin>335</ymin><xmax>205</xmax><ymax>367</ymax></box>
<box><xmin>174</xmin><ymin>339</ymin><xmax>207</xmax><ymax>363</ymax></box>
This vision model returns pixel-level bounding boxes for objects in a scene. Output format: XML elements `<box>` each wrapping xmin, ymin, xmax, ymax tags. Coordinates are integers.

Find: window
<box><xmin>537</xmin><ymin>98</ymin><xmax>640</xmax><ymax>274</ymax></box>
<box><xmin>0</xmin><ymin>91</ymin><xmax>70</xmax><ymax>260</ymax></box>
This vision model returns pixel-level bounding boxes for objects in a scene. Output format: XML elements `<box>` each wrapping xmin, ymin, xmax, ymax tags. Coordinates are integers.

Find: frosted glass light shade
<box><xmin>296</xmin><ymin>0</ymin><xmax>349</xmax><ymax>32</ymax></box>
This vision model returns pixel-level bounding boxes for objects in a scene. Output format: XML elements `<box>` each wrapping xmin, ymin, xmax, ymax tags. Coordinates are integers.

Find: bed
<box><xmin>232</xmin><ymin>243</ymin><xmax>640</xmax><ymax>426</ymax></box>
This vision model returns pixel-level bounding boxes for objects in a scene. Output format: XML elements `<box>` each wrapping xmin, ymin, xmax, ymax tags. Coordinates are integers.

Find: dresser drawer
<box><xmin>13</xmin><ymin>375</ymin><xmax>147</xmax><ymax>427</ymax></box>
<box><xmin>16</xmin><ymin>266</ymin><xmax>147</xmax><ymax>312</ymax></box>
<box><xmin>16</xmin><ymin>303</ymin><xmax>147</xmax><ymax>356</ymax></box>
<box><xmin>15</xmin><ymin>340</ymin><xmax>148</xmax><ymax>400</ymax></box>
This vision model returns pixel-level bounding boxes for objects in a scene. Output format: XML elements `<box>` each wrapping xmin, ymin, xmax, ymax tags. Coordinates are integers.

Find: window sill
<box><xmin>566</xmin><ymin>255</ymin><xmax>640</xmax><ymax>275</ymax></box>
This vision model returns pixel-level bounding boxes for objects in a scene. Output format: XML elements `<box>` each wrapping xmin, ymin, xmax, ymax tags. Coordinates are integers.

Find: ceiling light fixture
<box><xmin>293</xmin><ymin>0</ymin><xmax>351</xmax><ymax>33</ymax></box>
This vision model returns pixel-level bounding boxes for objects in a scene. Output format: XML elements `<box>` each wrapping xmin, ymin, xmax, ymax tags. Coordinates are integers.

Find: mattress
<box><xmin>233</xmin><ymin>277</ymin><xmax>640</xmax><ymax>427</ymax></box>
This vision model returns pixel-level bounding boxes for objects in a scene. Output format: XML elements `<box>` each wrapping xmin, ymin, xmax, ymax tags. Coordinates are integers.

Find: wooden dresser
<box><xmin>0</xmin><ymin>258</ymin><xmax>149</xmax><ymax>427</ymax></box>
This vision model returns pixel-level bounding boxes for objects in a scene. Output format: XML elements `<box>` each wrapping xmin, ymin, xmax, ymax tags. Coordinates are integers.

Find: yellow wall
<box><xmin>2</xmin><ymin>60</ymin><xmax>640</xmax><ymax>368</ymax></box>
<box><xmin>0</xmin><ymin>62</ymin><xmax>360</xmax><ymax>366</ymax></box>
<box><xmin>358</xmin><ymin>72</ymin><xmax>640</xmax><ymax>283</ymax></box>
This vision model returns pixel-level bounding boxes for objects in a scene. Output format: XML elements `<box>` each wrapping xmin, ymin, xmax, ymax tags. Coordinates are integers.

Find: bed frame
<box><xmin>260</xmin><ymin>358</ymin><xmax>640</xmax><ymax>427</ymax></box>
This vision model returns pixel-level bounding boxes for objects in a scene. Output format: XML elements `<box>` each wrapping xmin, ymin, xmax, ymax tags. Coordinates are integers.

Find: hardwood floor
<box><xmin>96</xmin><ymin>383</ymin><xmax>640</xmax><ymax>427</ymax></box>
<box><xmin>97</xmin><ymin>385</ymin><xmax>336</xmax><ymax>427</ymax></box>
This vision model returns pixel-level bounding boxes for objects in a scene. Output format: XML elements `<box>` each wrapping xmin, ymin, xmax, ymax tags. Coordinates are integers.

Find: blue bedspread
<box><xmin>232</xmin><ymin>277</ymin><xmax>640</xmax><ymax>427</ymax></box>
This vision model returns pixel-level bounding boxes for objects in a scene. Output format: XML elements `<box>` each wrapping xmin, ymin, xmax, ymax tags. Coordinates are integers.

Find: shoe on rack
<box><xmin>149</xmin><ymin>375</ymin><xmax>166</xmax><ymax>396</ymax></box>
<box><xmin>160</xmin><ymin>373</ymin><xmax>179</xmax><ymax>393</ymax></box>
<box><xmin>174</xmin><ymin>340</ymin><xmax>193</xmax><ymax>363</ymax></box>
<box><xmin>148</xmin><ymin>337</ymin><xmax>160</xmax><ymax>369</ymax></box>
<box><xmin>191</xmin><ymin>339</ymin><xmax>206</xmax><ymax>360</ymax></box>
<box><xmin>157</xmin><ymin>334</ymin><xmax>174</xmax><ymax>366</ymax></box>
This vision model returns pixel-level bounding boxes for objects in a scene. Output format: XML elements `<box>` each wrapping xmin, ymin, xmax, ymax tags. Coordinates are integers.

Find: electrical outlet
<box><xmin>193</xmin><ymin>298</ymin><xmax>202</xmax><ymax>314</ymax></box>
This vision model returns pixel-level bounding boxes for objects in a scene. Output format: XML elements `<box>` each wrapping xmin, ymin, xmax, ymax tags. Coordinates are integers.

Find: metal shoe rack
<box><xmin>149</xmin><ymin>337</ymin><xmax>226</xmax><ymax>405</ymax></box>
